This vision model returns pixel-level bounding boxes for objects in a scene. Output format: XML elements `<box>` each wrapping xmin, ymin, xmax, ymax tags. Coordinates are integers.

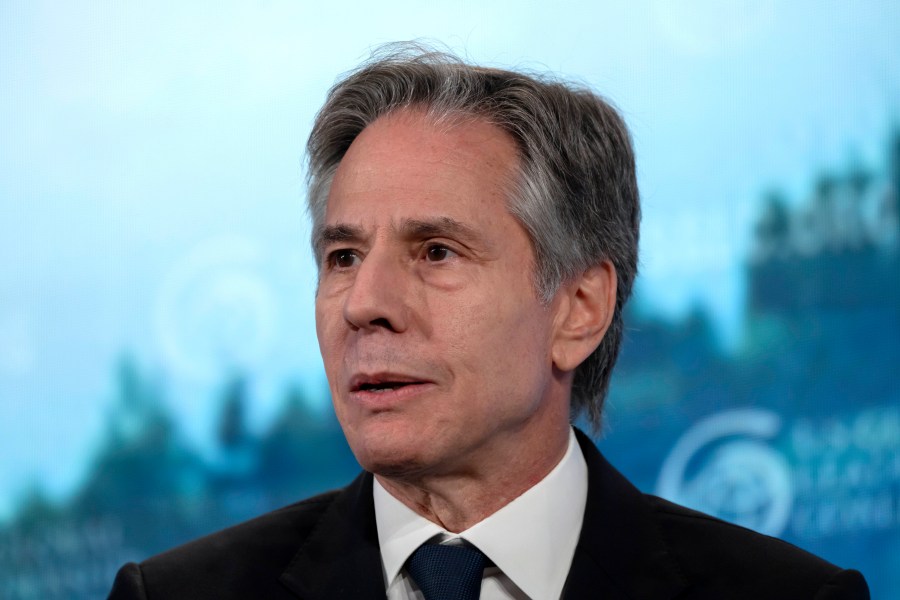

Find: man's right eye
<box><xmin>327</xmin><ymin>249</ymin><xmax>359</xmax><ymax>269</ymax></box>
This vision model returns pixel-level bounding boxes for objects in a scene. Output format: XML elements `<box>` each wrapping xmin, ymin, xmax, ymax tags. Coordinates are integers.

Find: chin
<box><xmin>339</xmin><ymin>410</ymin><xmax>456</xmax><ymax>479</ymax></box>
<box><xmin>355</xmin><ymin>447</ymin><xmax>431</xmax><ymax>480</ymax></box>
<box><xmin>348</xmin><ymin>431</ymin><xmax>438</xmax><ymax>480</ymax></box>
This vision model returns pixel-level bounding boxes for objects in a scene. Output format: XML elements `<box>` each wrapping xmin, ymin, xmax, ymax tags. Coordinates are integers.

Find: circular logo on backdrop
<box><xmin>655</xmin><ymin>408</ymin><xmax>793</xmax><ymax>537</ymax></box>
<box><xmin>154</xmin><ymin>236</ymin><xmax>277</xmax><ymax>383</ymax></box>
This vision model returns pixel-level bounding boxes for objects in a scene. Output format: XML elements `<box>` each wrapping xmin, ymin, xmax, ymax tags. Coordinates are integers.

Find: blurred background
<box><xmin>2</xmin><ymin>1</ymin><xmax>898</xmax><ymax>597</ymax></box>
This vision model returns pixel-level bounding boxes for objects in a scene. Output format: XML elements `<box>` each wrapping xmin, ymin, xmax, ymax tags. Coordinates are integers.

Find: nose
<box><xmin>342</xmin><ymin>249</ymin><xmax>409</xmax><ymax>333</ymax></box>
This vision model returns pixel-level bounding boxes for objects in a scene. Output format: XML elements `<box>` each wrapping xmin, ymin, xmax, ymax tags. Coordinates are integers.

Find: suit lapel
<box><xmin>279</xmin><ymin>472</ymin><xmax>386</xmax><ymax>600</ymax></box>
<box><xmin>563</xmin><ymin>430</ymin><xmax>687</xmax><ymax>600</ymax></box>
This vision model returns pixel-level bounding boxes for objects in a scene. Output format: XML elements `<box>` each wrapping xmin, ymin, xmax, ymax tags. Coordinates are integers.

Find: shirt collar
<box><xmin>374</xmin><ymin>428</ymin><xmax>588</xmax><ymax>599</ymax></box>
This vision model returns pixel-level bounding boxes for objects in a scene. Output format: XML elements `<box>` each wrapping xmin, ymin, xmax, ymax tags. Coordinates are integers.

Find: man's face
<box><xmin>314</xmin><ymin>110</ymin><xmax>570</xmax><ymax>480</ymax></box>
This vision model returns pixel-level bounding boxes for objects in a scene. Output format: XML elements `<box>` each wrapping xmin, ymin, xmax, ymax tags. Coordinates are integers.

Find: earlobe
<box><xmin>551</xmin><ymin>261</ymin><xmax>617</xmax><ymax>372</ymax></box>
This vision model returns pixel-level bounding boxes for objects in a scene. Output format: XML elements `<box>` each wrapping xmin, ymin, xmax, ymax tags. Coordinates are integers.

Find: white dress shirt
<box><xmin>374</xmin><ymin>428</ymin><xmax>588</xmax><ymax>600</ymax></box>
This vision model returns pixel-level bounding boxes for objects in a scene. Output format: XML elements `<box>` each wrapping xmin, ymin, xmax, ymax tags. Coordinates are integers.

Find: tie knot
<box><xmin>406</xmin><ymin>541</ymin><xmax>487</xmax><ymax>600</ymax></box>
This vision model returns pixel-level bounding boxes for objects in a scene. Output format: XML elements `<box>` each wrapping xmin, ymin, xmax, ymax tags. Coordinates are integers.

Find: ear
<box><xmin>551</xmin><ymin>260</ymin><xmax>617</xmax><ymax>372</ymax></box>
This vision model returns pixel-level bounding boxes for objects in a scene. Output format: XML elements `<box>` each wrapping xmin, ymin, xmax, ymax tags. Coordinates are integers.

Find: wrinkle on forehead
<box><xmin>342</xmin><ymin>108</ymin><xmax>521</xmax><ymax>186</ymax></box>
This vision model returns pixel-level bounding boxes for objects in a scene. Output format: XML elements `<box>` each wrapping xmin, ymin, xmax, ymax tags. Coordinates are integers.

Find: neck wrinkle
<box><xmin>374</xmin><ymin>424</ymin><xmax>570</xmax><ymax>532</ymax></box>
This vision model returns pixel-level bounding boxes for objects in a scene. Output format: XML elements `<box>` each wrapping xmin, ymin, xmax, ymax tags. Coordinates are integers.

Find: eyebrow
<box><xmin>313</xmin><ymin>216</ymin><xmax>486</xmax><ymax>259</ymax></box>
<box><xmin>398</xmin><ymin>217</ymin><xmax>481</xmax><ymax>244</ymax></box>
<box><xmin>314</xmin><ymin>223</ymin><xmax>365</xmax><ymax>259</ymax></box>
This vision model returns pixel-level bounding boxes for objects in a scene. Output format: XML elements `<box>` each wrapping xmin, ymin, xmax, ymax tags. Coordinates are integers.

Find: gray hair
<box><xmin>306</xmin><ymin>44</ymin><xmax>640</xmax><ymax>430</ymax></box>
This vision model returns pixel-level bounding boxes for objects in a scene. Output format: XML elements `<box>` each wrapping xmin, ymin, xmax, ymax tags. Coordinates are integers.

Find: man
<box><xmin>109</xmin><ymin>45</ymin><xmax>869</xmax><ymax>599</ymax></box>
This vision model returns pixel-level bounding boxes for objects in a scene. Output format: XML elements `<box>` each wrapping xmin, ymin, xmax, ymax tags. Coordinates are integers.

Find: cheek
<box><xmin>314</xmin><ymin>303</ymin><xmax>343</xmax><ymax>377</ymax></box>
<box><xmin>445</xmin><ymin>295</ymin><xmax>551</xmax><ymax>391</ymax></box>
<box><xmin>313</xmin><ymin>310</ymin><xmax>329</xmax><ymax>361</ymax></box>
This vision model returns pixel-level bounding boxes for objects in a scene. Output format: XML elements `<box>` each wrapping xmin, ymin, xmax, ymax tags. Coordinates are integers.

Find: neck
<box><xmin>375</xmin><ymin>422</ymin><xmax>571</xmax><ymax>532</ymax></box>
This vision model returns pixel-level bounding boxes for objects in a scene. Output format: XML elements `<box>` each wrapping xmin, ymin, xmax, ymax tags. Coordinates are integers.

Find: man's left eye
<box><xmin>425</xmin><ymin>245</ymin><xmax>457</xmax><ymax>262</ymax></box>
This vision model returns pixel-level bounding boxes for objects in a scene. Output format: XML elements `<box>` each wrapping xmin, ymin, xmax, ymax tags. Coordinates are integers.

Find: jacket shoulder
<box><xmin>113</xmin><ymin>489</ymin><xmax>342</xmax><ymax>599</ymax></box>
<box><xmin>646</xmin><ymin>495</ymin><xmax>869</xmax><ymax>599</ymax></box>
<box><xmin>148</xmin><ymin>488</ymin><xmax>338</xmax><ymax>566</ymax></box>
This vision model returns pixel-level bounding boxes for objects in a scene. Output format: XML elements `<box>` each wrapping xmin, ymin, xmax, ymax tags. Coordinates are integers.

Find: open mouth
<box><xmin>350</xmin><ymin>374</ymin><xmax>427</xmax><ymax>394</ymax></box>
<box><xmin>355</xmin><ymin>381</ymin><xmax>415</xmax><ymax>393</ymax></box>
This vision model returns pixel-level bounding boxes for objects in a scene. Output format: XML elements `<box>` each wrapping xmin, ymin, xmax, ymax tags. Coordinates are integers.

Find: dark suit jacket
<box><xmin>108</xmin><ymin>430</ymin><xmax>869</xmax><ymax>599</ymax></box>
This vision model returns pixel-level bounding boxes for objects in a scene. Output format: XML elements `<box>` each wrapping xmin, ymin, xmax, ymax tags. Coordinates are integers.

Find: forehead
<box><xmin>323</xmin><ymin>109</ymin><xmax>522</xmax><ymax>226</ymax></box>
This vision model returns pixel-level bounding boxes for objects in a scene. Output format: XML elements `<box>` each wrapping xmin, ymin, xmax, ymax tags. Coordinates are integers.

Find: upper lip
<box><xmin>349</xmin><ymin>372</ymin><xmax>431</xmax><ymax>392</ymax></box>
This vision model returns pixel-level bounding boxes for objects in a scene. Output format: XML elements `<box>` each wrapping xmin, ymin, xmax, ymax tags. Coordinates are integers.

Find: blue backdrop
<box><xmin>1</xmin><ymin>2</ymin><xmax>898</xmax><ymax>597</ymax></box>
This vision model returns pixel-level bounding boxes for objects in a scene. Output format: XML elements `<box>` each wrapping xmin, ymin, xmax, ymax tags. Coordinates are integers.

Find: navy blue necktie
<box><xmin>406</xmin><ymin>541</ymin><xmax>487</xmax><ymax>600</ymax></box>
